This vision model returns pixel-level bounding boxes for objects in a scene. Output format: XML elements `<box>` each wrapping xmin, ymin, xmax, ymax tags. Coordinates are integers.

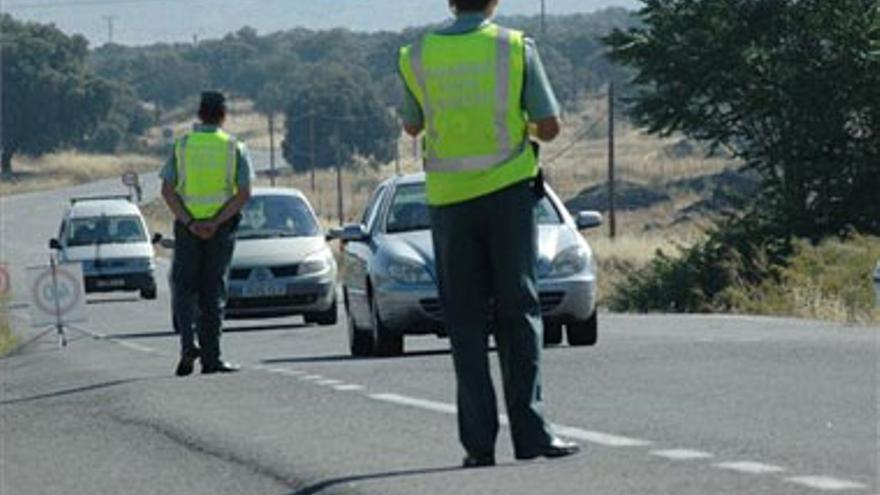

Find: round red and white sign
<box><xmin>122</xmin><ymin>171</ymin><xmax>139</xmax><ymax>187</ymax></box>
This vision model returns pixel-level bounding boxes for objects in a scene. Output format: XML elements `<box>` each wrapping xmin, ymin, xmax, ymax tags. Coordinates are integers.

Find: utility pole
<box><xmin>309</xmin><ymin>113</ymin><xmax>316</xmax><ymax>192</ymax></box>
<box><xmin>335</xmin><ymin>144</ymin><xmax>344</xmax><ymax>225</ymax></box>
<box><xmin>607</xmin><ymin>83</ymin><xmax>617</xmax><ymax>239</ymax></box>
<box><xmin>395</xmin><ymin>140</ymin><xmax>401</xmax><ymax>175</ymax></box>
<box><xmin>268</xmin><ymin>113</ymin><xmax>276</xmax><ymax>186</ymax></box>
<box><xmin>102</xmin><ymin>15</ymin><xmax>117</xmax><ymax>45</ymax></box>
<box><xmin>540</xmin><ymin>0</ymin><xmax>547</xmax><ymax>40</ymax></box>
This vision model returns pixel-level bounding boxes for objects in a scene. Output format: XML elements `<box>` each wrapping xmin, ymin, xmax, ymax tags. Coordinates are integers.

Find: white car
<box><xmin>224</xmin><ymin>188</ymin><xmax>338</xmax><ymax>324</ymax></box>
<box><xmin>50</xmin><ymin>195</ymin><xmax>161</xmax><ymax>299</ymax></box>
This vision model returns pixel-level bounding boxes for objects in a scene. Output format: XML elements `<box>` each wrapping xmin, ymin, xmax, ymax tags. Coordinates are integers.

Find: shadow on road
<box><xmin>223</xmin><ymin>322</ymin><xmax>309</xmax><ymax>333</ymax></box>
<box><xmin>86</xmin><ymin>296</ymin><xmax>141</xmax><ymax>305</ymax></box>
<box><xmin>287</xmin><ymin>465</ymin><xmax>461</xmax><ymax>495</ymax></box>
<box><xmin>0</xmin><ymin>376</ymin><xmax>161</xmax><ymax>405</ymax></box>
<box><xmin>262</xmin><ymin>348</ymin><xmax>452</xmax><ymax>365</ymax></box>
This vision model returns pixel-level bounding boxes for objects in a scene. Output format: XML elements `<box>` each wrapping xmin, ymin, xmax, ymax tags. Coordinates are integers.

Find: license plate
<box><xmin>97</xmin><ymin>278</ymin><xmax>125</xmax><ymax>288</ymax></box>
<box><xmin>242</xmin><ymin>283</ymin><xmax>287</xmax><ymax>298</ymax></box>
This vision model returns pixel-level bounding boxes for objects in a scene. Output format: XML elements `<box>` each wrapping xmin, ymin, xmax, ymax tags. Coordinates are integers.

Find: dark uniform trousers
<box><xmin>429</xmin><ymin>179</ymin><xmax>554</xmax><ymax>458</ymax></box>
<box><xmin>171</xmin><ymin>216</ymin><xmax>238</xmax><ymax>367</ymax></box>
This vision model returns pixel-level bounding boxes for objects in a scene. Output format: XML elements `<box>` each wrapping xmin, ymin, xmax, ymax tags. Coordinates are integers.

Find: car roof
<box><xmin>385</xmin><ymin>173</ymin><xmax>426</xmax><ymax>188</ymax></box>
<box><xmin>251</xmin><ymin>187</ymin><xmax>308</xmax><ymax>199</ymax></box>
<box><xmin>68</xmin><ymin>199</ymin><xmax>141</xmax><ymax>218</ymax></box>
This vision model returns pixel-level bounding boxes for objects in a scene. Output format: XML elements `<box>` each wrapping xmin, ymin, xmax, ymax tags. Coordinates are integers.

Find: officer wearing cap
<box><xmin>160</xmin><ymin>91</ymin><xmax>254</xmax><ymax>376</ymax></box>
<box><xmin>398</xmin><ymin>0</ymin><xmax>579</xmax><ymax>468</ymax></box>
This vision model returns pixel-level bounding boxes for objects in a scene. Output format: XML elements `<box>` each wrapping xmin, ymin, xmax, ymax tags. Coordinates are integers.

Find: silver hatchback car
<box><xmin>225</xmin><ymin>188</ymin><xmax>338</xmax><ymax>324</ymax></box>
<box><xmin>333</xmin><ymin>174</ymin><xmax>602</xmax><ymax>357</ymax></box>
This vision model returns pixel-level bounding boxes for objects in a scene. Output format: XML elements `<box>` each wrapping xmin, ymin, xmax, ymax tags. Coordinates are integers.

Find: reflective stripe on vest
<box><xmin>406</xmin><ymin>25</ymin><xmax>523</xmax><ymax>173</ymax></box>
<box><xmin>175</xmin><ymin>131</ymin><xmax>238</xmax><ymax>219</ymax></box>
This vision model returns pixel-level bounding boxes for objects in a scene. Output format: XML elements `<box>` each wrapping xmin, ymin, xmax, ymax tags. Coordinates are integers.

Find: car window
<box><xmin>237</xmin><ymin>195</ymin><xmax>320</xmax><ymax>239</ymax></box>
<box><xmin>66</xmin><ymin>215</ymin><xmax>147</xmax><ymax>246</ymax></box>
<box><xmin>536</xmin><ymin>197</ymin><xmax>563</xmax><ymax>225</ymax></box>
<box><xmin>385</xmin><ymin>184</ymin><xmax>430</xmax><ymax>234</ymax></box>
<box><xmin>362</xmin><ymin>185</ymin><xmax>387</xmax><ymax>231</ymax></box>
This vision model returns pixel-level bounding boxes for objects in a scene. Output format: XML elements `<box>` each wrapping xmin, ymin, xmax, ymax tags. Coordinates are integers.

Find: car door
<box><xmin>344</xmin><ymin>184</ymin><xmax>388</xmax><ymax>327</ymax></box>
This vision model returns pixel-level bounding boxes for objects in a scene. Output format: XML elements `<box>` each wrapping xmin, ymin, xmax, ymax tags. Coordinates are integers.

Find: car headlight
<box><xmin>548</xmin><ymin>246</ymin><xmax>589</xmax><ymax>279</ymax></box>
<box><xmin>299</xmin><ymin>249</ymin><xmax>333</xmax><ymax>276</ymax></box>
<box><xmin>387</xmin><ymin>258</ymin><xmax>433</xmax><ymax>285</ymax></box>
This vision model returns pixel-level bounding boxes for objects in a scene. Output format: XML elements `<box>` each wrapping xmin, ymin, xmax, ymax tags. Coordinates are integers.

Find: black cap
<box><xmin>200</xmin><ymin>91</ymin><xmax>226</xmax><ymax>110</ymax></box>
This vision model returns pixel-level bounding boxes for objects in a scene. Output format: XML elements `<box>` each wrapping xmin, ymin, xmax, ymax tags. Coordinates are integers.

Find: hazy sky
<box><xmin>3</xmin><ymin>0</ymin><xmax>639</xmax><ymax>46</ymax></box>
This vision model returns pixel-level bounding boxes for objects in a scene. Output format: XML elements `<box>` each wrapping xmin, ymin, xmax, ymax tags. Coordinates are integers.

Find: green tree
<box><xmin>605</xmin><ymin>0</ymin><xmax>880</xmax><ymax>237</ymax></box>
<box><xmin>0</xmin><ymin>15</ymin><xmax>121</xmax><ymax>175</ymax></box>
<box><xmin>281</xmin><ymin>64</ymin><xmax>397</xmax><ymax>173</ymax></box>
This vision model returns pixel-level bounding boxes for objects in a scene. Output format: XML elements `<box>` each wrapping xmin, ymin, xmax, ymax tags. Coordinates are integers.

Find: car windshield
<box><xmin>67</xmin><ymin>215</ymin><xmax>147</xmax><ymax>246</ymax></box>
<box><xmin>385</xmin><ymin>183</ymin><xmax>563</xmax><ymax>234</ymax></box>
<box><xmin>237</xmin><ymin>195</ymin><xmax>320</xmax><ymax>239</ymax></box>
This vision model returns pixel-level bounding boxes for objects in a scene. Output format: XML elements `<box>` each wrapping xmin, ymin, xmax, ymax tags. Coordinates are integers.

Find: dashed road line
<box><xmin>785</xmin><ymin>476</ymin><xmax>868</xmax><ymax>491</ymax></box>
<box><xmin>333</xmin><ymin>384</ymin><xmax>365</xmax><ymax>392</ymax></box>
<box><xmin>552</xmin><ymin>424</ymin><xmax>651</xmax><ymax>448</ymax></box>
<box><xmin>300</xmin><ymin>374</ymin><xmax>324</xmax><ymax>381</ymax></box>
<box><xmin>315</xmin><ymin>379</ymin><xmax>344</xmax><ymax>386</ymax></box>
<box><xmin>370</xmin><ymin>393</ymin><xmax>458</xmax><ymax>415</ymax></box>
<box><xmin>651</xmin><ymin>449</ymin><xmax>714</xmax><ymax>460</ymax></box>
<box><xmin>715</xmin><ymin>461</ymin><xmax>786</xmax><ymax>474</ymax></box>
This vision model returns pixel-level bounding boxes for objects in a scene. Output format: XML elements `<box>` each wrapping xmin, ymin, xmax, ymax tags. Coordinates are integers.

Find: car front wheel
<box><xmin>543</xmin><ymin>323</ymin><xmax>563</xmax><ymax>346</ymax></box>
<box><xmin>348</xmin><ymin>308</ymin><xmax>373</xmax><ymax>357</ymax></box>
<box><xmin>140</xmin><ymin>284</ymin><xmax>157</xmax><ymax>300</ymax></box>
<box><xmin>305</xmin><ymin>296</ymin><xmax>338</xmax><ymax>326</ymax></box>
<box><xmin>566</xmin><ymin>311</ymin><xmax>598</xmax><ymax>346</ymax></box>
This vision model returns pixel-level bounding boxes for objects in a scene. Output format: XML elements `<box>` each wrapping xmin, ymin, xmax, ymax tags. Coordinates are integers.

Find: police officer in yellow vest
<box><xmin>399</xmin><ymin>0</ymin><xmax>580</xmax><ymax>468</ymax></box>
<box><xmin>161</xmin><ymin>91</ymin><xmax>253</xmax><ymax>376</ymax></box>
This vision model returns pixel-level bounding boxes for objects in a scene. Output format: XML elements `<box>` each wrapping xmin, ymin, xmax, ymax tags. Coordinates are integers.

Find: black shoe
<box><xmin>462</xmin><ymin>454</ymin><xmax>495</xmax><ymax>468</ymax></box>
<box><xmin>175</xmin><ymin>348</ymin><xmax>201</xmax><ymax>377</ymax></box>
<box><xmin>201</xmin><ymin>361</ymin><xmax>241</xmax><ymax>374</ymax></box>
<box><xmin>515</xmin><ymin>437</ymin><xmax>581</xmax><ymax>460</ymax></box>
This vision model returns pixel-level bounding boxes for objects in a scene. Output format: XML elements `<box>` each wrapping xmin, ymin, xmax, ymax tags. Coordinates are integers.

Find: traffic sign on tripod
<box><xmin>27</xmin><ymin>261</ymin><xmax>87</xmax><ymax>327</ymax></box>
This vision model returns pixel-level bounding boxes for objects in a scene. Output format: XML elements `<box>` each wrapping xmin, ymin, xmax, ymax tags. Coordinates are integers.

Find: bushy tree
<box><xmin>0</xmin><ymin>15</ymin><xmax>118</xmax><ymax>175</ymax></box>
<box><xmin>605</xmin><ymin>0</ymin><xmax>880</xmax><ymax>237</ymax></box>
<box><xmin>281</xmin><ymin>64</ymin><xmax>397</xmax><ymax>173</ymax></box>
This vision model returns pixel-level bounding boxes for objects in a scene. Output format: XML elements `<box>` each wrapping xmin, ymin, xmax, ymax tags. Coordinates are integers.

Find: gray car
<box><xmin>333</xmin><ymin>174</ymin><xmax>602</xmax><ymax>357</ymax></box>
<box><xmin>224</xmin><ymin>188</ymin><xmax>338</xmax><ymax>324</ymax></box>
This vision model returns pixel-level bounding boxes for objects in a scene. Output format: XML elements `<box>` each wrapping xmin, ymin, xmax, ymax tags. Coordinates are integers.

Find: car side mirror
<box><xmin>151</xmin><ymin>232</ymin><xmax>163</xmax><ymax>244</ymax></box>
<box><xmin>159</xmin><ymin>238</ymin><xmax>175</xmax><ymax>250</ymax></box>
<box><xmin>575</xmin><ymin>211</ymin><xmax>603</xmax><ymax>230</ymax></box>
<box><xmin>336</xmin><ymin>224</ymin><xmax>370</xmax><ymax>243</ymax></box>
<box><xmin>49</xmin><ymin>238</ymin><xmax>61</xmax><ymax>250</ymax></box>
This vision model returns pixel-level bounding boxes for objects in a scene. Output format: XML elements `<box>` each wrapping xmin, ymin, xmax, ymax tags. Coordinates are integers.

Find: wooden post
<box><xmin>268</xmin><ymin>113</ymin><xmax>276</xmax><ymax>186</ymax></box>
<box><xmin>336</xmin><ymin>146</ymin><xmax>344</xmax><ymax>225</ymax></box>
<box><xmin>309</xmin><ymin>113</ymin><xmax>316</xmax><ymax>192</ymax></box>
<box><xmin>608</xmin><ymin>83</ymin><xmax>616</xmax><ymax>239</ymax></box>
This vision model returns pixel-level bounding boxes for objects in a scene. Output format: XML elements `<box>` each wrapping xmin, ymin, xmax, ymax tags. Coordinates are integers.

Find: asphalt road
<box><xmin>1</xmin><ymin>168</ymin><xmax>878</xmax><ymax>495</ymax></box>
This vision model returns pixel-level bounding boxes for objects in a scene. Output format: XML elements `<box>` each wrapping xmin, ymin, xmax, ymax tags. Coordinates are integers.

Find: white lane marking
<box><xmin>274</xmin><ymin>369</ymin><xmax>306</xmax><ymax>377</ymax></box>
<box><xmin>552</xmin><ymin>424</ymin><xmax>651</xmax><ymax>447</ymax></box>
<box><xmin>370</xmin><ymin>393</ymin><xmax>458</xmax><ymax>415</ymax></box>
<box><xmin>715</xmin><ymin>461</ymin><xmax>785</xmax><ymax>474</ymax></box>
<box><xmin>370</xmin><ymin>393</ymin><xmax>651</xmax><ymax>448</ymax></box>
<box><xmin>301</xmin><ymin>374</ymin><xmax>324</xmax><ymax>381</ymax></box>
<box><xmin>785</xmin><ymin>476</ymin><xmax>868</xmax><ymax>491</ymax></box>
<box><xmin>115</xmin><ymin>340</ymin><xmax>159</xmax><ymax>354</ymax></box>
<box><xmin>316</xmin><ymin>379</ymin><xmax>344</xmax><ymax>386</ymax></box>
<box><xmin>333</xmin><ymin>384</ymin><xmax>365</xmax><ymax>392</ymax></box>
<box><xmin>651</xmin><ymin>449</ymin><xmax>714</xmax><ymax>460</ymax></box>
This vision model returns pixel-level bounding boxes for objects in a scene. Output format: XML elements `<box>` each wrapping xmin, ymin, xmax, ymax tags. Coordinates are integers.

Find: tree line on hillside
<box><xmin>0</xmin><ymin>8</ymin><xmax>635</xmax><ymax>176</ymax></box>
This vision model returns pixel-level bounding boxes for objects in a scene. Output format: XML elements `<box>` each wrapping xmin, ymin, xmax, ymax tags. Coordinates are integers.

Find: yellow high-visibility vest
<box><xmin>399</xmin><ymin>23</ymin><xmax>538</xmax><ymax>206</ymax></box>
<box><xmin>174</xmin><ymin>129</ymin><xmax>238</xmax><ymax>220</ymax></box>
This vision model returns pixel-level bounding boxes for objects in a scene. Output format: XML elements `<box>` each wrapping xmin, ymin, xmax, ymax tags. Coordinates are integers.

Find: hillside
<box><xmin>7</xmin><ymin>0</ymin><xmax>638</xmax><ymax>46</ymax></box>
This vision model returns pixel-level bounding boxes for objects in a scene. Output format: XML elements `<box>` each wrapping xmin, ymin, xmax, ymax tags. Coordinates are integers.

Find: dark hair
<box><xmin>450</xmin><ymin>0</ymin><xmax>493</xmax><ymax>12</ymax></box>
<box><xmin>198</xmin><ymin>102</ymin><xmax>226</xmax><ymax>125</ymax></box>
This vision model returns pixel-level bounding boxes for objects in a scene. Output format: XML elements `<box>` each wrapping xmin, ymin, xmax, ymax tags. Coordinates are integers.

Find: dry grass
<box><xmin>0</xmin><ymin>298</ymin><xmax>16</xmax><ymax>356</ymax></box>
<box><xmin>0</xmin><ymin>151</ymin><xmax>161</xmax><ymax>197</ymax></box>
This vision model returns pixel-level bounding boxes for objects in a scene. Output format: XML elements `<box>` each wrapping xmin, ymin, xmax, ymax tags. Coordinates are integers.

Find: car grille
<box><xmin>227</xmin><ymin>293</ymin><xmax>318</xmax><ymax>309</ymax></box>
<box><xmin>229</xmin><ymin>264</ymin><xmax>300</xmax><ymax>280</ymax></box>
<box><xmin>270</xmin><ymin>264</ymin><xmax>299</xmax><ymax>277</ymax></box>
<box><xmin>419</xmin><ymin>292</ymin><xmax>565</xmax><ymax>320</ymax></box>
